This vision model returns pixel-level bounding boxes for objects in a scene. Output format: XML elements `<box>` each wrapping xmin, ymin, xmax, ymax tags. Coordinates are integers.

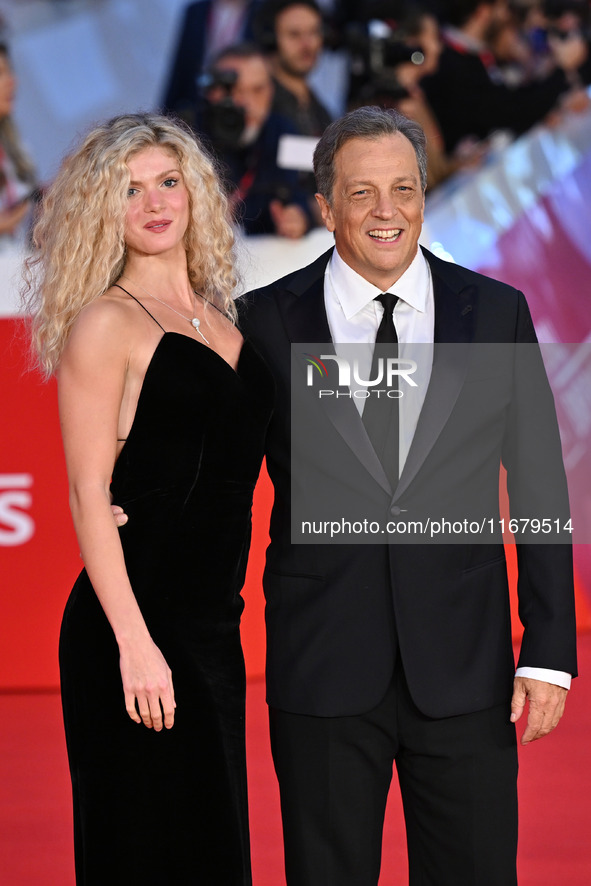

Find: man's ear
<box><xmin>315</xmin><ymin>193</ymin><xmax>335</xmax><ymax>233</ymax></box>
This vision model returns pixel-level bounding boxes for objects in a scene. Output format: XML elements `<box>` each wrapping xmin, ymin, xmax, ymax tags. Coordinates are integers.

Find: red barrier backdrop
<box><xmin>0</xmin><ymin>317</ymin><xmax>273</xmax><ymax>687</ymax></box>
<box><xmin>2</xmin><ymin>316</ymin><xmax>591</xmax><ymax>689</ymax></box>
<box><xmin>1</xmin><ymin>320</ymin><xmax>77</xmax><ymax>689</ymax></box>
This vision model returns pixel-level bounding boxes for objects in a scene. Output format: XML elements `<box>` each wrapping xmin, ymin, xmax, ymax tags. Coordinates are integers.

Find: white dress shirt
<box><xmin>325</xmin><ymin>244</ymin><xmax>434</xmax><ymax>472</ymax></box>
<box><xmin>323</xmin><ymin>246</ymin><xmax>571</xmax><ymax>691</ymax></box>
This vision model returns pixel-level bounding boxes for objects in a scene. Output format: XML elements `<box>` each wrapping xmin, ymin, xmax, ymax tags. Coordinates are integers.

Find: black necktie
<box><xmin>362</xmin><ymin>292</ymin><xmax>399</xmax><ymax>487</ymax></box>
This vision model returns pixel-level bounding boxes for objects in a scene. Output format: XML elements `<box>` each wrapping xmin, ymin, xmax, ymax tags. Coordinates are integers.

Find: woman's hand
<box><xmin>119</xmin><ymin>635</ymin><xmax>176</xmax><ymax>731</ymax></box>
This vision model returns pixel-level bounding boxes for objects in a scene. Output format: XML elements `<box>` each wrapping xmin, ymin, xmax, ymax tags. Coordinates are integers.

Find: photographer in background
<box><xmin>342</xmin><ymin>1</ymin><xmax>420</xmax><ymax>107</ymax></box>
<box><xmin>203</xmin><ymin>43</ymin><xmax>312</xmax><ymax>237</ymax></box>
<box><xmin>342</xmin><ymin>9</ymin><xmax>484</xmax><ymax>188</ymax></box>
<box><xmin>0</xmin><ymin>42</ymin><xmax>39</xmax><ymax>250</ymax></box>
<box><xmin>161</xmin><ymin>0</ymin><xmax>263</xmax><ymax>121</ymax></box>
<box><xmin>391</xmin><ymin>10</ymin><xmax>485</xmax><ymax>187</ymax></box>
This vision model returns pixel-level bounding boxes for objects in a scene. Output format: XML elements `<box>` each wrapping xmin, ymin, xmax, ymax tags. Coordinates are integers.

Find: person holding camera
<box><xmin>204</xmin><ymin>43</ymin><xmax>313</xmax><ymax>237</ymax></box>
<box><xmin>0</xmin><ymin>42</ymin><xmax>39</xmax><ymax>250</ymax></box>
<box><xmin>161</xmin><ymin>0</ymin><xmax>263</xmax><ymax>121</ymax></box>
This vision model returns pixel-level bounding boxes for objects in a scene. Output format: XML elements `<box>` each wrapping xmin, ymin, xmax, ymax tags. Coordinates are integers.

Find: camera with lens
<box><xmin>198</xmin><ymin>68</ymin><xmax>246</xmax><ymax>151</ymax></box>
<box><xmin>344</xmin><ymin>19</ymin><xmax>424</xmax><ymax>104</ymax></box>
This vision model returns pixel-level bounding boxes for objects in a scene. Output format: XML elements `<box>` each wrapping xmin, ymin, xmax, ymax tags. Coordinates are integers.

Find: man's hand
<box><xmin>511</xmin><ymin>676</ymin><xmax>568</xmax><ymax>745</ymax></box>
<box><xmin>269</xmin><ymin>200</ymin><xmax>308</xmax><ymax>239</ymax></box>
<box><xmin>111</xmin><ymin>504</ymin><xmax>128</xmax><ymax>527</ymax></box>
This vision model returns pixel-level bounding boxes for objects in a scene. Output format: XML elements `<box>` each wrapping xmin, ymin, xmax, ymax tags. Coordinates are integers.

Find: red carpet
<box><xmin>1</xmin><ymin>636</ymin><xmax>590</xmax><ymax>885</ymax></box>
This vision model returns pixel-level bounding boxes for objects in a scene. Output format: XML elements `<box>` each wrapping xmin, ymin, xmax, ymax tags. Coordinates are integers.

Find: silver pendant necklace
<box><xmin>121</xmin><ymin>274</ymin><xmax>210</xmax><ymax>344</ymax></box>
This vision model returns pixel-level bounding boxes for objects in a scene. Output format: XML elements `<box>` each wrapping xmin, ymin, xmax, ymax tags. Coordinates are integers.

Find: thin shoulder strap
<box><xmin>113</xmin><ymin>283</ymin><xmax>166</xmax><ymax>332</ymax></box>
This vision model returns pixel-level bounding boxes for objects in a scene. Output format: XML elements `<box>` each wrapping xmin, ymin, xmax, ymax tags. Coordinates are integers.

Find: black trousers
<box><xmin>269</xmin><ymin>664</ymin><xmax>518</xmax><ymax>886</ymax></box>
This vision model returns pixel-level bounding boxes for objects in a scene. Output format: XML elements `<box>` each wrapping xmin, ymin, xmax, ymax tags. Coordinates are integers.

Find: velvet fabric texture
<box><xmin>59</xmin><ymin>333</ymin><xmax>273</xmax><ymax>885</ymax></box>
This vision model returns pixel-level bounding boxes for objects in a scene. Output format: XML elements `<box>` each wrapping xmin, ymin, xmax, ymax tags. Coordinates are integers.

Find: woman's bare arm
<box><xmin>57</xmin><ymin>300</ymin><xmax>175</xmax><ymax>730</ymax></box>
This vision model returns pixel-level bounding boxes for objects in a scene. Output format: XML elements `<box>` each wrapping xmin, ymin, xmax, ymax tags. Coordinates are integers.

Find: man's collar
<box><xmin>327</xmin><ymin>248</ymin><xmax>431</xmax><ymax>319</ymax></box>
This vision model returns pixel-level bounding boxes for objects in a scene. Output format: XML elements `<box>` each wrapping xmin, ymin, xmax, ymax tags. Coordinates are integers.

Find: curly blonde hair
<box><xmin>23</xmin><ymin>113</ymin><xmax>238</xmax><ymax>376</ymax></box>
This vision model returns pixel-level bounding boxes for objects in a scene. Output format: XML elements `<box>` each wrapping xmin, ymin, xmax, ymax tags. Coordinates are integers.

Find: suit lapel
<box><xmin>394</xmin><ymin>254</ymin><xmax>475</xmax><ymax>502</ymax></box>
<box><xmin>285</xmin><ymin>273</ymin><xmax>332</xmax><ymax>344</ymax></box>
<box><xmin>280</xmin><ymin>252</ymin><xmax>393</xmax><ymax>495</ymax></box>
<box><xmin>278</xmin><ymin>247</ymin><xmax>477</xmax><ymax>501</ymax></box>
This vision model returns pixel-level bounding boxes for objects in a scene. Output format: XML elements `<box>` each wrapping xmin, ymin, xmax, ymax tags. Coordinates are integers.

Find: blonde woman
<box><xmin>24</xmin><ymin>113</ymin><xmax>273</xmax><ymax>885</ymax></box>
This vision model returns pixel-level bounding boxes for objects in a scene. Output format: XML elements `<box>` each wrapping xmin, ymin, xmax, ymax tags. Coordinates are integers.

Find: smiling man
<box><xmin>315</xmin><ymin>129</ymin><xmax>425</xmax><ymax>288</ymax></box>
<box><xmin>238</xmin><ymin>107</ymin><xmax>576</xmax><ymax>886</ymax></box>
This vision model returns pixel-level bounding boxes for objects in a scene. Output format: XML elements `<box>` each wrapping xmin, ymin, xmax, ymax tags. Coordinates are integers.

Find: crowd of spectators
<box><xmin>4</xmin><ymin>0</ymin><xmax>590</xmax><ymax>244</ymax></box>
<box><xmin>159</xmin><ymin>0</ymin><xmax>590</xmax><ymax>239</ymax></box>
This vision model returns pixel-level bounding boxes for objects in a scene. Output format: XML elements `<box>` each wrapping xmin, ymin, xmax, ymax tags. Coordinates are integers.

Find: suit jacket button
<box><xmin>390</xmin><ymin>506</ymin><xmax>401</xmax><ymax>516</ymax></box>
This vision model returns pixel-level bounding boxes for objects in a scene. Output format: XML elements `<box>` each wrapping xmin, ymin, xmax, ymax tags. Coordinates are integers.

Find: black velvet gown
<box><xmin>59</xmin><ymin>316</ymin><xmax>273</xmax><ymax>885</ymax></box>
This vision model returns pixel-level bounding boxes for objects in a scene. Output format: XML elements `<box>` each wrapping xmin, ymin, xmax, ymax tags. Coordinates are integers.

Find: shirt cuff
<box><xmin>514</xmin><ymin>667</ymin><xmax>571</xmax><ymax>690</ymax></box>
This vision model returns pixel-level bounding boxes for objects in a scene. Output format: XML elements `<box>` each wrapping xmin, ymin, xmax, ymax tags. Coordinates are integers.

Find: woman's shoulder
<box><xmin>76</xmin><ymin>285</ymin><xmax>140</xmax><ymax>334</ymax></box>
<box><xmin>62</xmin><ymin>287</ymin><xmax>140</xmax><ymax>365</ymax></box>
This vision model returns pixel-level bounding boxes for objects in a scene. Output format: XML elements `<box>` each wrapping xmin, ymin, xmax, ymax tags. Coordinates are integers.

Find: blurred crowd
<box><xmin>160</xmin><ymin>0</ymin><xmax>591</xmax><ymax>238</ymax></box>
<box><xmin>162</xmin><ymin>0</ymin><xmax>591</xmax><ymax>237</ymax></box>
<box><xmin>1</xmin><ymin>0</ymin><xmax>590</xmax><ymax>244</ymax></box>
<box><xmin>0</xmin><ymin>22</ymin><xmax>39</xmax><ymax>252</ymax></box>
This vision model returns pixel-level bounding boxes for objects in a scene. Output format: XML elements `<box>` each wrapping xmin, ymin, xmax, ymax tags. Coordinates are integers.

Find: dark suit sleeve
<box><xmin>502</xmin><ymin>292</ymin><xmax>577</xmax><ymax>676</ymax></box>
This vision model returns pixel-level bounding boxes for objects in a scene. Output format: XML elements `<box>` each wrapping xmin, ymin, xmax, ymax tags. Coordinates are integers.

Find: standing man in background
<box><xmin>256</xmin><ymin>0</ymin><xmax>333</xmax><ymax>221</ymax></box>
<box><xmin>256</xmin><ymin>0</ymin><xmax>332</xmax><ymax>137</ymax></box>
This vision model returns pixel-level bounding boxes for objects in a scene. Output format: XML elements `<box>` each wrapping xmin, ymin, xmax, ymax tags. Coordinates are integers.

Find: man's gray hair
<box><xmin>313</xmin><ymin>106</ymin><xmax>428</xmax><ymax>203</ymax></box>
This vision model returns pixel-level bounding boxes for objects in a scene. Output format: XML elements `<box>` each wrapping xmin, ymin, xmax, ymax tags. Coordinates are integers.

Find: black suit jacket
<box><xmin>238</xmin><ymin>247</ymin><xmax>577</xmax><ymax>719</ymax></box>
